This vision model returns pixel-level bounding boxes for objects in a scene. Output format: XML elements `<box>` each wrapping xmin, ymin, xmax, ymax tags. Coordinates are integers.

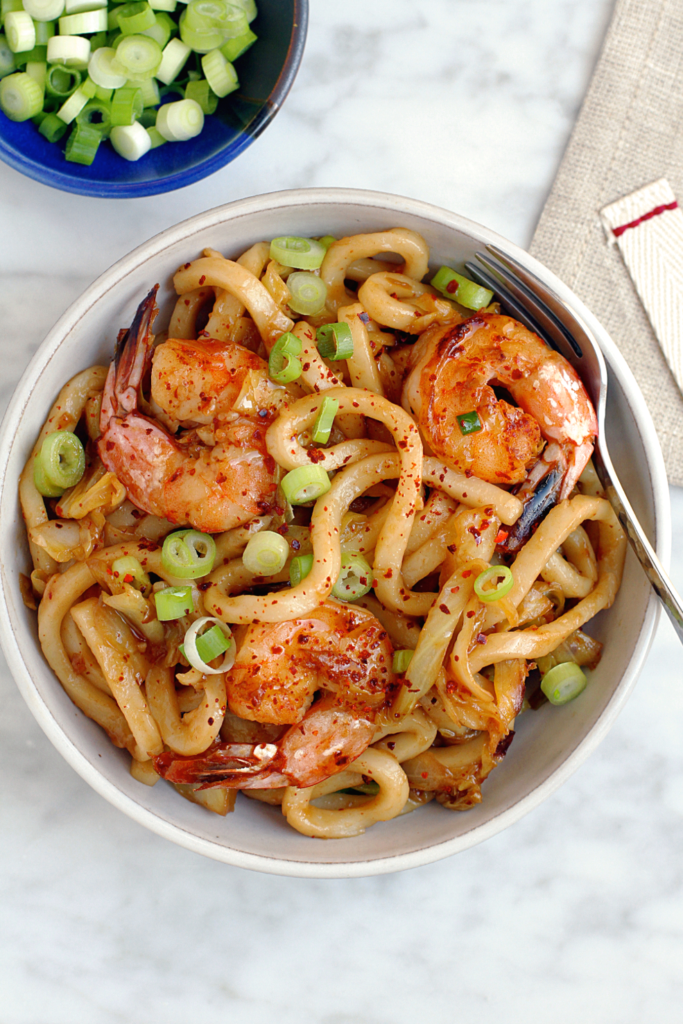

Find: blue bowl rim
<box><xmin>0</xmin><ymin>0</ymin><xmax>308</xmax><ymax>198</ymax></box>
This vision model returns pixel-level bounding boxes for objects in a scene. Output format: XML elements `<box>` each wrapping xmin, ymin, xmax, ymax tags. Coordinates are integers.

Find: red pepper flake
<box><xmin>466</xmin><ymin>610</ymin><xmax>475</xmax><ymax>618</ymax></box>
<box><xmin>446</xmin><ymin>280</ymin><xmax>459</xmax><ymax>294</ymax></box>
<box><xmin>439</xmin><ymin>603</ymin><xmax>450</xmax><ymax>614</ymax></box>
<box><xmin>199</xmin><ymin>275</ymin><xmax>206</xmax><ymax>285</ymax></box>
<box><xmin>495</xmin><ymin>529</ymin><xmax>509</xmax><ymax>545</ymax></box>
<box><xmin>421</xmin><ymin>771</ymin><xmax>429</xmax><ymax>779</ymax></box>
<box><xmin>462</xmin><ymin>569</ymin><xmax>472</xmax><ymax>578</ymax></box>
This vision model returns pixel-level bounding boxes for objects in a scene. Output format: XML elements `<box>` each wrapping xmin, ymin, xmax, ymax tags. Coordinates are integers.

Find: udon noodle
<box><xmin>20</xmin><ymin>228</ymin><xmax>626</xmax><ymax>839</ymax></box>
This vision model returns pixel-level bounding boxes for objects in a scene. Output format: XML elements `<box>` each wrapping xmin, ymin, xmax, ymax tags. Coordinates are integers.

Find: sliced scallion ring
<box><xmin>183</xmin><ymin>616</ymin><xmax>235</xmax><ymax>675</ymax></box>
<box><xmin>200</xmin><ymin>46</ymin><xmax>237</xmax><ymax>96</ymax></box>
<box><xmin>456</xmin><ymin>410</ymin><xmax>482</xmax><ymax>436</ymax></box>
<box><xmin>5</xmin><ymin>11</ymin><xmax>36</xmax><ymax>54</ymax></box>
<box><xmin>0</xmin><ymin>70</ymin><xmax>43</xmax><ymax>119</ymax></box>
<box><xmin>430</xmin><ymin>266</ymin><xmax>494</xmax><ymax>311</ymax></box>
<box><xmin>332</xmin><ymin>552</ymin><xmax>373</xmax><ymax>601</ymax></box>
<box><xmin>268</xmin><ymin>331</ymin><xmax>302</xmax><ymax>384</ymax></box>
<box><xmin>220</xmin><ymin>25</ymin><xmax>255</xmax><ymax>61</ymax></box>
<box><xmin>47</xmin><ymin>34</ymin><xmax>91</xmax><ymax>68</ymax></box>
<box><xmin>473</xmin><ymin>565</ymin><xmax>514</xmax><ymax>603</ymax></box>
<box><xmin>318</xmin><ymin>235</ymin><xmax>337</xmax><ymax>251</ymax></box>
<box><xmin>88</xmin><ymin>45</ymin><xmax>127</xmax><ymax>89</ymax></box>
<box><xmin>281</xmin><ymin>465</ymin><xmax>331</xmax><ymax>505</ymax></box>
<box><xmin>311</xmin><ymin>396</ymin><xmax>339</xmax><ymax>445</ymax></box>
<box><xmin>392</xmin><ymin>649</ymin><xmax>414</xmax><ymax>673</ymax></box>
<box><xmin>111</xmin><ymin>33</ymin><xmax>161</xmax><ymax>79</ymax></box>
<box><xmin>156</xmin><ymin>96</ymin><xmax>203</xmax><ymax>140</ymax></box>
<box><xmin>111</xmin><ymin>555</ymin><xmax>151</xmax><ymax>596</ymax></box>
<box><xmin>316</xmin><ymin>321</ymin><xmax>354</xmax><ymax>361</ymax></box>
<box><xmin>286</xmin><ymin>271</ymin><xmax>327</xmax><ymax>317</ymax></box>
<box><xmin>0</xmin><ymin>36</ymin><xmax>15</xmax><ymax>79</ymax></box>
<box><xmin>22</xmin><ymin>0</ymin><xmax>65</xmax><ymax>21</ymax></box>
<box><xmin>110</xmin><ymin>84</ymin><xmax>143</xmax><ymax>125</ymax></box>
<box><xmin>35</xmin><ymin>430</ymin><xmax>86</xmax><ymax>491</ymax></box>
<box><xmin>59</xmin><ymin>9</ymin><xmax>108</xmax><ymax>35</ymax></box>
<box><xmin>540</xmin><ymin>662</ymin><xmax>588</xmax><ymax>706</ymax></box>
<box><xmin>161</xmin><ymin>529</ymin><xmax>216</xmax><ymax>578</ymax></box>
<box><xmin>242</xmin><ymin>530</ymin><xmax>289</xmax><ymax>576</ymax></box>
<box><xmin>33</xmin><ymin>457</ymin><xmax>64</xmax><ymax>498</ymax></box>
<box><xmin>269</xmin><ymin>236</ymin><xmax>326</xmax><ymax>271</ymax></box>
<box><xmin>289</xmin><ymin>552</ymin><xmax>313</xmax><ymax>587</ymax></box>
<box><xmin>117</xmin><ymin>1</ymin><xmax>157</xmax><ymax>35</ymax></box>
<box><xmin>65</xmin><ymin>121</ymin><xmax>102</xmax><ymax>163</ymax></box>
<box><xmin>155</xmin><ymin>36</ymin><xmax>190</xmax><ymax>84</ymax></box>
<box><xmin>154</xmin><ymin>584</ymin><xmax>194</xmax><ymax>621</ymax></box>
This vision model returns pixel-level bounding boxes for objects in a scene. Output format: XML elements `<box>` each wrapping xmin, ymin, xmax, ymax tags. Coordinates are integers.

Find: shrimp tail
<box><xmin>100</xmin><ymin>285</ymin><xmax>159</xmax><ymax>431</ymax></box>
<box><xmin>502</xmin><ymin>462</ymin><xmax>563</xmax><ymax>554</ymax></box>
<box><xmin>153</xmin><ymin>743</ymin><xmax>290</xmax><ymax>790</ymax></box>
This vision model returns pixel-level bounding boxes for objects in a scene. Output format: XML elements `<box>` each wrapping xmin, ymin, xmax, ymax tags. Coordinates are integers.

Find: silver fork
<box><xmin>466</xmin><ymin>245</ymin><xmax>683</xmax><ymax>644</ymax></box>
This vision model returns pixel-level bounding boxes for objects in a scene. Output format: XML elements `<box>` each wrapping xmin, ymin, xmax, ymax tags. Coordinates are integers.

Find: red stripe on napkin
<box><xmin>612</xmin><ymin>200</ymin><xmax>678</xmax><ymax>237</ymax></box>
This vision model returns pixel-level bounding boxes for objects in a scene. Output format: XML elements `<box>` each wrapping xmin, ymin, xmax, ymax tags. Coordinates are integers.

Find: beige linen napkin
<box><xmin>530</xmin><ymin>0</ymin><xmax>683</xmax><ymax>485</ymax></box>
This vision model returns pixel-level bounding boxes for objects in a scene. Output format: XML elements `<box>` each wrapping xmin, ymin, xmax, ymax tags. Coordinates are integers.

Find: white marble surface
<box><xmin>3</xmin><ymin>1</ymin><xmax>683</xmax><ymax>1021</ymax></box>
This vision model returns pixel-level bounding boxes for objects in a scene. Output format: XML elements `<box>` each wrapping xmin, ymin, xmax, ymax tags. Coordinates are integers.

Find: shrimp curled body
<box><xmin>98</xmin><ymin>287</ymin><xmax>279</xmax><ymax>534</ymax></box>
<box><xmin>153</xmin><ymin>602</ymin><xmax>397</xmax><ymax>789</ymax></box>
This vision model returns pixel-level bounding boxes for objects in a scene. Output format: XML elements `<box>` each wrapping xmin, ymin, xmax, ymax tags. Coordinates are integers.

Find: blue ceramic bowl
<box><xmin>0</xmin><ymin>0</ymin><xmax>307</xmax><ymax>197</ymax></box>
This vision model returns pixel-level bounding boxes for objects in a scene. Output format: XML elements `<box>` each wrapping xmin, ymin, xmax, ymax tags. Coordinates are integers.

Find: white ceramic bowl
<box><xmin>0</xmin><ymin>188</ymin><xmax>670</xmax><ymax>877</ymax></box>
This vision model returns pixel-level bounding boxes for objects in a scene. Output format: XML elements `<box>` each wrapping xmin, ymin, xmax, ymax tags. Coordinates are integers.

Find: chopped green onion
<box><xmin>112</xmin><ymin>32</ymin><xmax>162</xmax><ymax>78</ymax></box>
<box><xmin>47</xmin><ymin>34</ymin><xmax>90</xmax><ymax>68</ymax></box>
<box><xmin>88</xmin><ymin>45</ymin><xmax>127</xmax><ymax>88</ymax></box>
<box><xmin>128</xmin><ymin>72</ymin><xmax>158</xmax><ymax>106</ymax></box>
<box><xmin>456</xmin><ymin>410</ymin><xmax>482</xmax><ymax>436</ymax></box>
<box><xmin>89</xmin><ymin>31</ymin><xmax>108</xmax><ymax>52</ymax></box>
<box><xmin>14</xmin><ymin>45</ymin><xmax>47</xmax><ymax>68</ymax></box>
<box><xmin>289</xmin><ymin>552</ymin><xmax>313</xmax><ymax>587</ymax></box>
<box><xmin>184</xmin><ymin>75</ymin><xmax>217</xmax><ymax>113</ymax></box>
<box><xmin>45</xmin><ymin>62</ymin><xmax>80</xmax><ymax>96</ymax></box>
<box><xmin>161</xmin><ymin>528</ymin><xmax>216</xmax><ymax>578</ymax></box>
<box><xmin>156</xmin><ymin>95</ymin><xmax>203</xmax><ymax>139</ymax></box>
<box><xmin>179</xmin><ymin>17</ymin><xmax>224</xmax><ymax>54</ymax></box>
<box><xmin>281</xmin><ymin>465</ymin><xmax>331</xmax><ymax>505</ymax></box>
<box><xmin>268</xmin><ymin>331</ymin><xmax>302</xmax><ymax>384</ymax></box>
<box><xmin>80</xmin><ymin>75</ymin><xmax>97</xmax><ymax>98</ymax></box>
<box><xmin>473</xmin><ymin>565</ymin><xmax>514</xmax><ymax>603</ymax></box>
<box><xmin>0</xmin><ymin>71</ymin><xmax>42</xmax><ymax>119</ymax></box>
<box><xmin>540</xmin><ymin>662</ymin><xmax>588</xmax><ymax>706</ymax></box>
<box><xmin>22</xmin><ymin>0</ymin><xmax>65</xmax><ymax>20</ymax></box>
<box><xmin>149</xmin><ymin>0</ymin><xmax>177</xmax><ymax>10</ymax></box>
<box><xmin>287</xmin><ymin>272</ymin><xmax>327</xmax><ymax>316</ymax></box>
<box><xmin>110</xmin><ymin>83</ymin><xmax>142</xmax><ymax>124</ymax></box>
<box><xmin>316</xmin><ymin>321</ymin><xmax>354</xmax><ymax>360</ymax></box>
<box><xmin>154</xmin><ymin>584</ymin><xmax>194</xmax><ymax>621</ymax></box>
<box><xmin>184</xmin><ymin>0</ymin><xmax>247</xmax><ymax>37</ymax></box>
<box><xmin>430</xmin><ymin>266</ymin><xmax>494</xmax><ymax>311</ymax></box>
<box><xmin>57</xmin><ymin>84</ymin><xmax>89</xmax><ymax>123</ymax></box>
<box><xmin>155</xmin><ymin>35</ymin><xmax>189</xmax><ymax>83</ymax></box>
<box><xmin>38</xmin><ymin>110</ymin><xmax>68</xmax><ymax>140</ymax></box>
<box><xmin>318</xmin><ymin>235</ymin><xmax>337</xmax><ymax>251</ymax></box>
<box><xmin>5</xmin><ymin>11</ymin><xmax>36</xmax><ymax>54</ymax></box>
<box><xmin>219</xmin><ymin>25</ymin><xmax>255</xmax><ymax>62</ymax></box>
<box><xmin>35</xmin><ymin>431</ymin><xmax>85</xmax><ymax>491</ymax></box>
<box><xmin>116</xmin><ymin>1</ymin><xmax>156</xmax><ymax>35</ymax></box>
<box><xmin>33</xmin><ymin>457</ymin><xmax>63</xmax><ymax>498</ymax></box>
<box><xmin>332</xmin><ymin>552</ymin><xmax>373</xmax><ymax>601</ymax></box>
<box><xmin>140</xmin><ymin>10</ymin><xmax>174</xmax><ymax>49</ymax></box>
<box><xmin>270</xmin><ymin>236</ymin><xmax>326</xmax><ymax>271</ymax></box>
<box><xmin>76</xmin><ymin>97</ymin><xmax>112</xmax><ymax>134</ymax></box>
<box><xmin>311</xmin><ymin>396</ymin><xmax>339</xmax><ymax>444</ymax></box>
<box><xmin>65</xmin><ymin>120</ymin><xmax>102</xmax><ymax>163</ymax></box>
<box><xmin>59</xmin><ymin>10</ymin><xmax>108</xmax><ymax>35</ymax></box>
<box><xmin>145</xmin><ymin>123</ymin><xmax>165</xmax><ymax>146</ymax></box>
<box><xmin>34</xmin><ymin>20</ymin><xmax>56</xmax><ymax>46</ymax></box>
<box><xmin>200</xmin><ymin>45</ymin><xmax>236</xmax><ymax>96</ymax></box>
<box><xmin>182</xmin><ymin>615</ymin><xmax>235</xmax><ymax>674</ymax></box>
<box><xmin>0</xmin><ymin>36</ymin><xmax>15</xmax><ymax>79</ymax></box>
<box><xmin>65</xmin><ymin>0</ymin><xmax>107</xmax><ymax>11</ymax></box>
<box><xmin>111</xmin><ymin>555</ymin><xmax>151</xmax><ymax>596</ymax></box>
<box><xmin>25</xmin><ymin>60</ymin><xmax>47</xmax><ymax>90</ymax></box>
<box><xmin>230</xmin><ymin>0</ymin><xmax>256</xmax><ymax>22</ymax></box>
<box><xmin>392</xmin><ymin>649</ymin><xmax>414</xmax><ymax>673</ymax></box>
<box><xmin>242</xmin><ymin>530</ymin><xmax>289</xmax><ymax>576</ymax></box>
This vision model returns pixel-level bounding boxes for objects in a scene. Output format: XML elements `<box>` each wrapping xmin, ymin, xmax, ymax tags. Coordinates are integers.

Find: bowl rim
<box><xmin>0</xmin><ymin>0</ymin><xmax>309</xmax><ymax>198</ymax></box>
<box><xmin>0</xmin><ymin>187</ymin><xmax>670</xmax><ymax>876</ymax></box>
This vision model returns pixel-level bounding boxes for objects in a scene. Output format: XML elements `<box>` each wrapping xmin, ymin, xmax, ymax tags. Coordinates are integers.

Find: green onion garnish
<box><xmin>110</xmin><ymin>120</ymin><xmax>152</xmax><ymax>159</ymax></box>
<box><xmin>200</xmin><ymin>45</ymin><xmax>237</xmax><ymax>96</ymax></box>
<box><xmin>22</xmin><ymin>0</ymin><xmax>64</xmax><ymax>21</ymax></box>
<box><xmin>268</xmin><ymin>331</ymin><xmax>302</xmax><ymax>385</ymax></box>
<box><xmin>473</xmin><ymin>565</ymin><xmax>514</xmax><ymax>603</ymax></box>
<box><xmin>220</xmin><ymin>25</ymin><xmax>256</xmax><ymax>62</ymax></box>
<box><xmin>185</xmin><ymin>76</ymin><xmax>217</xmax><ymax>114</ymax></box>
<box><xmin>5</xmin><ymin>11</ymin><xmax>36</xmax><ymax>54</ymax></box>
<box><xmin>430</xmin><ymin>266</ymin><xmax>494</xmax><ymax>311</ymax></box>
<box><xmin>332</xmin><ymin>552</ymin><xmax>373</xmax><ymax>602</ymax></box>
<box><xmin>116</xmin><ymin>1</ymin><xmax>157</xmax><ymax>36</ymax></box>
<box><xmin>392</xmin><ymin>649</ymin><xmax>414</xmax><ymax>674</ymax></box>
<box><xmin>242</xmin><ymin>530</ymin><xmax>289</xmax><ymax>576</ymax></box>
<box><xmin>45</xmin><ymin>63</ymin><xmax>81</xmax><ymax>98</ymax></box>
<box><xmin>33</xmin><ymin>459</ymin><xmax>63</xmax><ymax>498</ymax></box>
<box><xmin>316</xmin><ymin>321</ymin><xmax>354</xmax><ymax>361</ymax></box>
<box><xmin>0</xmin><ymin>35</ymin><xmax>16</xmax><ymax>80</ymax></box>
<box><xmin>269</xmin><ymin>236</ymin><xmax>326</xmax><ymax>271</ymax></box>
<box><xmin>311</xmin><ymin>396</ymin><xmax>339</xmax><ymax>445</ymax></box>
<box><xmin>289</xmin><ymin>552</ymin><xmax>313</xmax><ymax>587</ymax></box>
<box><xmin>110</xmin><ymin>83</ymin><xmax>143</xmax><ymax>124</ymax></box>
<box><xmin>318</xmin><ymin>235</ymin><xmax>337</xmax><ymax>251</ymax></box>
<box><xmin>154</xmin><ymin>584</ymin><xmax>194</xmax><ymax>621</ymax></box>
<box><xmin>65</xmin><ymin>120</ymin><xmax>102</xmax><ymax>163</ymax></box>
<box><xmin>88</xmin><ymin>46</ymin><xmax>127</xmax><ymax>89</ymax></box>
<box><xmin>287</xmin><ymin>272</ymin><xmax>327</xmax><ymax>316</ymax></box>
<box><xmin>156</xmin><ymin>96</ymin><xmax>203</xmax><ymax>140</ymax></box>
<box><xmin>456</xmin><ymin>410</ymin><xmax>482</xmax><ymax>436</ymax></box>
<box><xmin>111</xmin><ymin>555</ymin><xmax>151</xmax><ymax>596</ymax></box>
<box><xmin>161</xmin><ymin>529</ymin><xmax>216</xmax><ymax>578</ymax></box>
<box><xmin>34</xmin><ymin>430</ymin><xmax>86</xmax><ymax>492</ymax></box>
<box><xmin>38</xmin><ymin>110</ymin><xmax>68</xmax><ymax>141</ymax></box>
<box><xmin>281</xmin><ymin>465</ymin><xmax>331</xmax><ymax>505</ymax></box>
<box><xmin>0</xmin><ymin>70</ymin><xmax>43</xmax><ymax>120</ymax></box>
<box><xmin>76</xmin><ymin>97</ymin><xmax>112</xmax><ymax>135</ymax></box>
<box><xmin>540</xmin><ymin>662</ymin><xmax>588</xmax><ymax>706</ymax></box>
<box><xmin>182</xmin><ymin>615</ymin><xmax>235</xmax><ymax>675</ymax></box>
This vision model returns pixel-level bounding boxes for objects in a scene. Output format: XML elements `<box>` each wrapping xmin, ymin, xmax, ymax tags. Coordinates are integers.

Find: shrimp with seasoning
<box><xmin>403</xmin><ymin>313</ymin><xmax>598</xmax><ymax>549</ymax></box>
<box><xmin>98</xmin><ymin>286</ymin><xmax>282</xmax><ymax>534</ymax></box>
<box><xmin>153</xmin><ymin>601</ymin><xmax>397</xmax><ymax>789</ymax></box>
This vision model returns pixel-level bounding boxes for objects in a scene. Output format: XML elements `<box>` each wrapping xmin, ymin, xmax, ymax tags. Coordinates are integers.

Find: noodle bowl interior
<box><xmin>19</xmin><ymin>228</ymin><xmax>626</xmax><ymax>840</ymax></box>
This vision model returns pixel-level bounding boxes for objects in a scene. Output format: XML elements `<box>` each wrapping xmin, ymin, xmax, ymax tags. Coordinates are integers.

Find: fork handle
<box><xmin>595</xmin><ymin>447</ymin><xmax>683</xmax><ymax>642</ymax></box>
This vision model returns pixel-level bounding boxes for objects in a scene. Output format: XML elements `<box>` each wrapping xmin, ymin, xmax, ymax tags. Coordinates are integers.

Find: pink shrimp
<box><xmin>98</xmin><ymin>287</ymin><xmax>279</xmax><ymax>534</ymax></box>
<box><xmin>403</xmin><ymin>313</ymin><xmax>598</xmax><ymax>548</ymax></box>
<box><xmin>153</xmin><ymin>602</ymin><xmax>396</xmax><ymax>789</ymax></box>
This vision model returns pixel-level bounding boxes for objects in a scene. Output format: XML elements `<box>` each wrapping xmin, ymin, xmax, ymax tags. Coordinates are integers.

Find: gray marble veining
<box><xmin>3</xmin><ymin>1</ymin><xmax>683</xmax><ymax>1022</ymax></box>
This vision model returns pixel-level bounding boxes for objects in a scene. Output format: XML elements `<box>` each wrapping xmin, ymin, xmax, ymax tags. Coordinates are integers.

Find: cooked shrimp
<box><xmin>403</xmin><ymin>313</ymin><xmax>597</xmax><ymax>544</ymax></box>
<box><xmin>153</xmin><ymin>601</ymin><xmax>397</xmax><ymax>789</ymax></box>
<box><xmin>98</xmin><ymin>287</ymin><xmax>279</xmax><ymax>534</ymax></box>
